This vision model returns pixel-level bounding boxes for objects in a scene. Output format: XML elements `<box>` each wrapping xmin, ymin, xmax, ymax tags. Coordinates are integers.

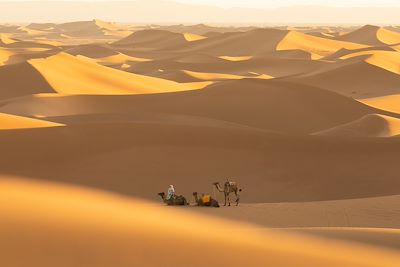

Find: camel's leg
<box><xmin>224</xmin><ymin>193</ymin><xmax>227</xmax><ymax>206</ymax></box>
<box><xmin>227</xmin><ymin>193</ymin><xmax>231</xmax><ymax>206</ymax></box>
<box><xmin>235</xmin><ymin>191</ymin><xmax>240</xmax><ymax>206</ymax></box>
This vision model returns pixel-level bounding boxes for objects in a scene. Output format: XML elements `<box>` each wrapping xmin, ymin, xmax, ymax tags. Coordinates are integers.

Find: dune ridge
<box><xmin>340</xmin><ymin>50</ymin><xmax>400</xmax><ymax>75</ymax></box>
<box><xmin>277</xmin><ymin>30</ymin><xmax>367</xmax><ymax>59</ymax></box>
<box><xmin>0</xmin><ymin>112</ymin><xmax>63</xmax><ymax>129</ymax></box>
<box><xmin>337</xmin><ymin>25</ymin><xmax>400</xmax><ymax>46</ymax></box>
<box><xmin>360</xmin><ymin>95</ymin><xmax>400</xmax><ymax>114</ymax></box>
<box><xmin>28</xmin><ymin>52</ymin><xmax>194</xmax><ymax>95</ymax></box>
<box><xmin>313</xmin><ymin>114</ymin><xmax>400</xmax><ymax>137</ymax></box>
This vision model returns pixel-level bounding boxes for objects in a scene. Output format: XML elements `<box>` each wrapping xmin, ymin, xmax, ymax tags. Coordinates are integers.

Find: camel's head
<box><xmin>157</xmin><ymin>192</ymin><xmax>165</xmax><ymax>199</ymax></box>
<box><xmin>192</xmin><ymin>192</ymin><xmax>198</xmax><ymax>196</ymax></box>
<box><xmin>212</xmin><ymin>182</ymin><xmax>219</xmax><ymax>186</ymax></box>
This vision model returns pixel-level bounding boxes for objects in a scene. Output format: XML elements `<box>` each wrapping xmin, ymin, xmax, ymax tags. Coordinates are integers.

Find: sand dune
<box><xmin>289</xmin><ymin>59</ymin><xmax>400</xmax><ymax>98</ymax></box>
<box><xmin>183</xmin><ymin>32</ymin><xmax>207</xmax><ymax>42</ymax></box>
<box><xmin>180</xmin><ymin>28</ymin><xmax>289</xmax><ymax>56</ymax></box>
<box><xmin>0</xmin><ymin>61</ymin><xmax>55</xmax><ymax>99</ymax></box>
<box><xmin>114</xmin><ymin>29</ymin><xmax>189</xmax><ymax>49</ymax></box>
<box><xmin>0</xmin><ymin>48</ymin><xmax>14</xmax><ymax>65</ymax></box>
<box><xmin>360</xmin><ymin>95</ymin><xmax>400</xmax><ymax>114</ymax></box>
<box><xmin>127</xmin><ymin>54</ymin><xmax>329</xmax><ymax>81</ymax></box>
<box><xmin>193</xmin><ymin>195</ymin><xmax>400</xmax><ymax>228</ymax></box>
<box><xmin>219</xmin><ymin>55</ymin><xmax>253</xmax><ymax>61</ymax></box>
<box><xmin>0</xmin><ymin>86</ymin><xmax>399</xmax><ymax>202</ymax></box>
<box><xmin>54</xmin><ymin>20</ymin><xmax>131</xmax><ymax>38</ymax></box>
<box><xmin>313</xmin><ymin>114</ymin><xmax>400</xmax><ymax>137</ymax></box>
<box><xmin>277</xmin><ymin>30</ymin><xmax>367</xmax><ymax>59</ymax></box>
<box><xmin>340</xmin><ymin>50</ymin><xmax>400</xmax><ymax>75</ymax></box>
<box><xmin>292</xmin><ymin>228</ymin><xmax>400</xmax><ymax>250</ymax></box>
<box><xmin>0</xmin><ymin>33</ymin><xmax>17</xmax><ymax>45</ymax></box>
<box><xmin>183</xmin><ymin>69</ymin><xmax>273</xmax><ymax>81</ymax></box>
<box><xmin>86</xmin><ymin>53</ymin><xmax>151</xmax><ymax>67</ymax></box>
<box><xmin>28</xmin><ymin>52</ymin><xmax>193</xmax><ymax>95</ymax></box>
<box><xmin>0</xmin><ymin>79</ymin><xmax>380</xmax><ymax>133</ymax></box>
<box><xmin>0</xmin><ymin>112</ymin><xmax>63</xmax><ymax>129</ymax></box>
<box><xmin>175</xmin><ymin>54</ymin><xmax>225</xmax><ymax>64</ymax></box>
<box><xmin>65</xmin><ymin>44</ymin><xmax>119</xmax><ymax>58</ymax></box>
<box><xmin>2</xmin><ymin>178</ymin><xmax>399</xmax><ymax>267</ymax></box>
<box><xmin>337</xmin><ymin>25</ymin><xmax>400</xmax><ymax>46</ymax></box>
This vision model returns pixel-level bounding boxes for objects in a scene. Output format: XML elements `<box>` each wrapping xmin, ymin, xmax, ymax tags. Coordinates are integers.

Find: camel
<box><xmin>213</xmin><ymin>180</ymin><xmax>242</xmax><ymax>206</ymax></box>
<box><xmin>192</xmin><ymin>192</ymin><xmax>220</xmax><ymax>207</ymax></box>
<box><xmin>158</xmin><ymin>192</ymin><xmax>188</xmax><ymax>206</ymax></box>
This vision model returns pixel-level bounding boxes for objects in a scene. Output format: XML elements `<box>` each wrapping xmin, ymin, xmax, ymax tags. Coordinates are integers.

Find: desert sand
<box><xmin>1</xmin><ymin>178</ymin><xmax>400</xmax><ymax>267</ymax></box>
<box><xmin>1</xmin><ymin>20</ymin><xmax>400</xmax><ymax>266</ymax></box>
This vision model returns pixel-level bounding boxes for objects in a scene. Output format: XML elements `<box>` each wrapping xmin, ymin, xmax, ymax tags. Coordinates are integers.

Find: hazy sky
<box><xmin>1</xmin><ymin>0</ymin><xmax>400</xmax><ymax>24</ymax></box>
<box><xmin>1</xmin><ymin>0</ymin><xmax>400</xmax><ymax>8</ymax></box>
<box><xmin>175</xmin><ymin>0</ymin><xmax>400</xmax><ymax>8</ymax></box>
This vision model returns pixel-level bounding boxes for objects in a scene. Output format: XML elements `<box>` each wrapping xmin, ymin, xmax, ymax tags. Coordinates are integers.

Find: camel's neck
<box><xmin>193</xmin><ymin>194</ymin><xmax>199</xmax><ymax>203</ymax></box>
<box><xmin>214</xmin><ymin>183</ymin><xmax>224</xmax><ymax>192</ymax></box>
<box><xmin>159</xmin><ymin>194</ymin><xmax>166</xmax><ymax>202</ymax></box>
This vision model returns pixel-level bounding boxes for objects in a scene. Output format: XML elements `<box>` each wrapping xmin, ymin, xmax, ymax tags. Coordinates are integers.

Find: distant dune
<box><xmin>114</xmin><ymin>29</ymin><xmax>190</xmax><ymax>49</ymax></box>
<box><xmin>277</xmin><ymin>30</ymin><xmax>366</xmax><ymax>59</ymax></box>
<box><xmin>337</xmin><ymin>25</ymin><xmax>400</xmax><ymax>46</ymax></box>
<box><xmin>28</xmin><ymin>52</ymin><xmax>193</xmax><ymax>95</ymax></box>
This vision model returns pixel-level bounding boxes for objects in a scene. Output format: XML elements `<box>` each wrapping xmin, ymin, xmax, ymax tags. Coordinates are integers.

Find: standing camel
<box><xmin>213</xmin><ymin>180</ymin><xmax>242</xmax><ymax>206</ymax></box>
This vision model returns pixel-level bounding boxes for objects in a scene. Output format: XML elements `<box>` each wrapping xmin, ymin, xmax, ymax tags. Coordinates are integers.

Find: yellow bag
<box><xmin>201</xmin><ymin>195</ymin><xmax>211</xmax><ymax>203</ymax></box>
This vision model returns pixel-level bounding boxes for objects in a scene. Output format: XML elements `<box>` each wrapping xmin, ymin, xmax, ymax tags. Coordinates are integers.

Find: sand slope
<box><xmin>360</xmin><ymin>95</ymin><xmax>400</xmax><ymax>114</ymax></box>
<box><xmin>0</xmin><ymin>118</ymin><xmax>399</xmax><ymax>202</ymax></box>
<box><xmin>0</xmin><ymin>61</ymin><xmax>55</xmax><ymax>99</ymax></box>
<box><xmin>289</xmin><ymin>60</ymin><xmax>400</xmax><ymax>98</ymax></box>
<box><xmin>340</xmin><ymin>50</ymin><xmax>400</xmax><ymax>75</ymax></box>
<box><xmin>0</xmin><ymin>79</ymin><xmax>381</xmax><ymax>133</ymax></box>
<box><xmin>28</xmin><ymin>52</ymin><xmax>192</xmax><ymax>95</ymax></box>
<box><xmin>114</xmin><ymin>29</ymin><xmax>189</xmax><ymax>49</ymax></box>
<box><xmin>0</xmin><ymin>112</ymin><xmax>63</xmax><ymax>129</ymax></box>
<box><xmin>337</xmin><ymin>25</ymin><xmax>400</xmax><ymax>46</ymax></box>
<box><xmin>277</xmin><ymin>30</ymin><xmax>366</xmax><ymax>59</ymax></box>
<box><xmin>314</xmin><ymin>114</ymin><xmax>400</xmax><ymax>137</ymax></box>
<box><xmin>1</xmin><ymin>178</ymin><xmax>399</xmax><ymax>267</ymax></box>
<box><xmin>0</xmin><ymin>48</ymin><xmax>14</xmax><ymax>65</ymax></box>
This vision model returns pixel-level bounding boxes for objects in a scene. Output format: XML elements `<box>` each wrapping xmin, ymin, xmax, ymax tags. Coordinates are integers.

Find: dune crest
<box><xmin>338</xmin><ymin>25</ymin><xmax>400</xmax><ymax>46</ymax></box>
<box><xmin>0</xmin><ymin>112</ymin><xmax>63</xmax><ymax>129</ymax></box>
<box><xmin>183</xmin><ymin>70</ymin><xmax>273</xmax><ymax>81</ymax></box>
<box><xmin>0</xmin><ymin>33</ymin><xmax>17</xmax><ymax>45</ymax></box>
<box><xmin>28</xmin><ymin>52</ymin><xmax>194</xmax><ymax>95</ymax></box>
<box><xmin>360</xmin><ymin>95</ymin><xmax>400</xmax><ymax>114</ymax></box>
<box><xmin>219</xmin><ymin>55</ymin><xmax>253</xmax><ymax>61</ymax></box>
<box><xmin>183</xmin><ymin>32</ymin><xmax>207</xmax><ymax>42</ymax></box>
<box><xmin>314</xmin><ymin>114</ymin><xmax>400</xmax><ymax>137</ymax></box>
<box><xmin>277</xmin><ymin>30</ymin><xmax>367</xmax><ymax>59</ymax></box>
<box><xmin>340</xmin><ymin>50</ymin><xmax>400</xmax><ymax>75</ymax></box>
<box><xmin>0</xmin><ymin>48</ymin><xmax>14</xmax><ymax>65</ymax></box>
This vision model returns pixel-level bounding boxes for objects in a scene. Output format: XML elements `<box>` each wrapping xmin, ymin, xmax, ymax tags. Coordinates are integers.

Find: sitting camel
<box><xmin>158</xmin><ymin>192</ymin><xmax>188</xmax><ymax>206</ymax></box>
<box><xmin>193</xmin><ymin>192</ymin><xmax>220</xmax><ymax>208</ymax></box>
<box><xmin>213</xmin><ymin>180</ymin><xmax>242</xmax><ymax>206</ymax></box>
